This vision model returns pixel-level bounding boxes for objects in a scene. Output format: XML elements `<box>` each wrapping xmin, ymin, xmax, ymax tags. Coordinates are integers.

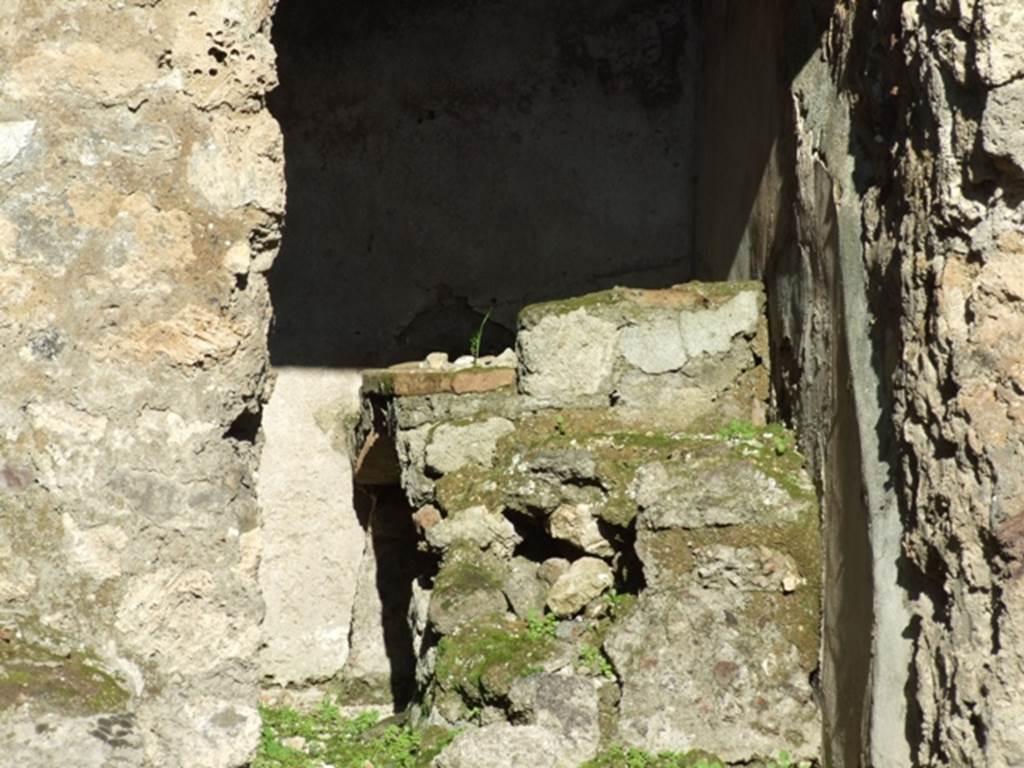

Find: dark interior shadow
<box><xmin>352</xmin><ymin>485</ymin><xmax>423</xmax><ymax>710</ymax></box>
<box><xmin>267</xmin><ymin>0</ymin><xmax>699</xmax><ymax>369</ymax></box>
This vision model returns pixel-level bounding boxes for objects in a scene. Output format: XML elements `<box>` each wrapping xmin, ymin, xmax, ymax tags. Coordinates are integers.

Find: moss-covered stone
<box><xmin>434</xmin><ymin>409</ymin><xmax>715</xmax><ymax>526</ymax></box>
<box><xmin>428</xmin><ymin>546</ymin><xmax>510</xmax><ymax>636</ymax></box>
<box><xmin>0</xmin><ymin>634</ymin><xmax>130</xmax><ymax>716</ymax></box>
<box><xmin>433</xmin><ymin>617</ymin><xmax>557</xmax><ymax>709</ymax></box>
<box><xmin>517</xmin><ymin>281</ymin><xmax>764</xmax><ymax>326</ymax></box>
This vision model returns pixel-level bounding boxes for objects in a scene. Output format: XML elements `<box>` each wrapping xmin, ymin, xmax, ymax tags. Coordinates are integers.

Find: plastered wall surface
<box><xmin>0</xmin><ymin>1</ymin><xmax>283</xmax><ymax>765</ymax></box>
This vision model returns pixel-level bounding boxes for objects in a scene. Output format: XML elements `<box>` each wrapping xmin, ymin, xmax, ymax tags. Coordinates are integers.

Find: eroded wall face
<box><xmin>0</xmin><ymin>1</ymin><xmax>283</xmax><ymax>765</ymax></box>
<box><xmin>856</xmin><ymin>2</ymin><xmax>1024</xmax><ymax>765</ymax></box>
<box><xmin>700</xmin><ymin>1</ymin><xmax>1024</xmax><ymax>766</ymax></box>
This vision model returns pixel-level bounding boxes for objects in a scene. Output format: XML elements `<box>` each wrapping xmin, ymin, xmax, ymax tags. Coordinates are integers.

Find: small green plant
<box><xmin>763</xmin><ymin>752</ymin><xmax>811</xmax><ymax>768</ymax></box>
<box><xmin>254</xmin><ymin>698</ymin><xmax>453</xmax><ymax>768</ymax></box>
<box><xmin>602</xmin><ymin>588</ymin><xmax>632</xmax><ymax>618</ymax></box>
<box><xmin>553</xmin><ymin>414</ymin><xmax>568</xmax><ymax>435</ymax></box>
<box><xmin>468</xmin><ymin>308</ymin><xmax>492</xmax><ymax>361</ymax></box>
<box><xmin>525</xmin><ymin>610</ymin><xmax>558</xmax><ymax>641</ymax></box>
<box><xmin>718</xmin><ymin>418</ymin><xmax>759</xmax><ymax>441</ymax></box>
<box><xmin>771</xmin><ymin>431</ymin><xmax>793</xmax><ymax>456</ymax></box>
<box><xmin>577</xmin><ymin>643</ymin><xmax>615</xmax><ymax>679</ymax></box>
<box><xmin>581</xmin><ymin>744</ymin><xmax>719</xmax><ymax>767</ymax></box>
<box><xmin>581</xmin><ymin>746</ymin><xmax>807</xmax><ymax>768</ymax></box>
<box><xmin>718</xmin><ymin>419</ymin><xmax>795</xmax><ymax>457</ymax></box>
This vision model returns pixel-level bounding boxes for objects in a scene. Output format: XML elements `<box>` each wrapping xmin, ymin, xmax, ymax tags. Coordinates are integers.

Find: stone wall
<box><xmin>699</xmin><ymin>1</ymin><xmax>1024</xmax><ymax>765</ymax></box>
<box><xmin>0</xmin><ymin>2</ymin><xmax>283</xmax><ymax>766</ymax></box>
<box><xmin>5</xmin><ymin>0</ymin><xmax>1023</xmax><ymax>764</ymax></box>
<box><xmin>352</xmin><ymin>282</ymin><xmax>821</xmax><ymax>766</ymax></box>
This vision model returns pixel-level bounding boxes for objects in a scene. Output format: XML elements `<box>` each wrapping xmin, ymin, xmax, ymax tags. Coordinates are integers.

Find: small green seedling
<box><xmin>469</xmin><ymin>308</ymin><xmax>492</xmax><ymax>361</ymax></box>
<box><xmin>577</xmin><ymin>643</ymin><xmax>616</xmax><ymax>679</ymax></box>
<box><xmin>553</xmin><ymin>414</ymin><xmax>567</xmax><ymax>435</ymax></box>
<box><xmin>718</xmin><ymin>418</ymin><xmax>758</xmax><ymax>441</ymax></box>
<box><xmin>602</xmin><ymin>588</ymin><xmax>630</xmax><ymax>617</ymax></box>
<box><xmin>525</xmin><ymin>610</ymin><xmax>558</xmax><ymax>641</ymax></box>
<box><xmin>772</xmin><ymin>432</ymin><xmax>793</xmax><ymax>455</ymax></box>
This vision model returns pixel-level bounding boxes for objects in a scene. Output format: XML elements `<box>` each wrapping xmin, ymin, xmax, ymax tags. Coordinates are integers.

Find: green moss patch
<box><xmin>434</xmin><ymin>409</ymin><xmax>712</xmax><ymax>526</ymax></box>
<box><xmin>431</xmin><ymin>547</ymin><xmax>508</xmax><ymax>614</ymax></box>
<box><xmin>0</xmin><ymin>635</ymin><xmax>130</xmax><ymax>716</ymax></box>
<box><xmin>254</xmin><ymin>699</ymin><xmax>454</xmax><ymax>768</ymax></box>
<box><xmin>581</xmin><ymin>745</ymin><xmax>725</xmax><ymax>767</ymax></box>
<box><xmin>518</xmin><ymin>282</ymin><xmax>764</xmax><ymax>325</ymax></box>
<box><xmin>581</xmin><ymin>745</ymin><xmax>808</xmax><ymax>768</ymax></box>
<box><xmin>433</xmin><ymin>617</ymin><xmax>557</xmax><ymax>706</ymax></box>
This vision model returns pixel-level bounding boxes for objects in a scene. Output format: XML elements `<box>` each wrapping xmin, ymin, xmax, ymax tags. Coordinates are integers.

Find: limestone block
<box><xmin>617</xmin><ymin>317</ymin><xmax>689</xmax><ymax>374</ymax></box>
<box><xmin>630</xmin><ymin>456</ymin><xmax>803</xmax><ymax>530</ymax></box>
<box><xmin>537</xmin><ymin>557</ymin><xmax>571</xmax><ymax>586</ymax></box>
<box><xmin>395</xmin><ymin>424</ymin><xmax>434</xmax><ymax>506</ymax></box>
<box><xmin>0</xmin><ymin>712</ymin><xmax>144</xmax><ymax>768</ymax></box>
<box><xmin>507</xmin><ymin>674</ymin><xmax>600</xmax><ymax>759</ymax></box>
<box><xmin>1</xmin><ymin>42</ymin><xmax>158</xmax><ymax>104</ymax></box>
<box><xmin>433</xmin><ymin>722</ymin><xmax>580</xmax><ymax>768</ymax></box>
<box><xmin>691</xmin><ymin>544</ymin><xmax>805</xmax><ymax>593</ymax></box>
<box><xmin>257</xmin><ymin>369</ymin><xmax>366</xmax><ymax>685</ymax></box>
<box><xmin>548</xmin><ymin>503</ymin><xmax>613</xmax><ymax>557</ymax></box>
<box><xmin>412</xmin><ymin>504</ymin><xmax>443</xmax><ymax>533</ymax></box>
<box><xmin>606</xmin><ymin>588</ymin><xmax>819</xmax><ymax>763</ymax></box>
<box><xmin>977</xmin><ymin>0</ymin><xmax>1024</xmax><ymax>85</ymax></box>
<box><xmin>424</xmin><ymin>417</ymin><xmax>515</xmax><ymax>475</ymax></box>
<box><xmin>137</xmin><ymin>696</ymin><xmax>262</xmax><ymax>768</ymax></box>
<box><xmin>516</xmin><ymin>283</ymin><xmax>768</xmax><ymax>422</ymax></box>
<box><xmin>617</xmin><ymin>289</ymin><xmax>759</xmax><ymax>374</ymax></box>
<box><xmin>115</xmin><ymin>566</ymin><xmax>259</xmax><ymax>678</ymax></box>
<box><xmin>428</xmin><ymin>550</ymin><xmax>510</xmax><ymax>636</ymax></box>
<box><xmin>0</xmin><ymin>120</ymin><xmax>35</xmax><ymax>167</ymax></box>
<box><xmin>61</xmin><ymin>514</ymin><xmax>128</xmax><ymax>582</ymax></box>
<box><xmin>425</xmin><ymin>505</ymin><xmax>522</xmax><ymax>558</ymax></box>
<box><xmin>517</xmin><ymin>308</ymin><xmax>618</xmax><ymax>400</ymax></box>
<box><xmin>546</xmin><ymin>557</ymin><xmax>613</xmax><ymax>617</ymax></box>
<box><xmin>502</xmin><ymin>557</ymin><xmax>548</xmax><ymax>619</ymax></box>
<box><xmin>186</xmin><ymin>112</ymin><xmax>284</xmax><ymax>215</ymax></box>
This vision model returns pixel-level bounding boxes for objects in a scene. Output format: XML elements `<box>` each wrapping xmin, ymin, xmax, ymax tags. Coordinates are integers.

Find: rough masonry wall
<box><xmin>700</xmin><ymin>1</ymin><xmax>1024</xmax><ymax>765</ymax></box>
<box><xmin>845</xmin><ymin>2</ymin><xmax>1024</xmax><ymax>765</ymax></box>
<box><xmin>0</xmin><ymin>2</ymin><xmax>283</xmax><ymax>766</ymax></box>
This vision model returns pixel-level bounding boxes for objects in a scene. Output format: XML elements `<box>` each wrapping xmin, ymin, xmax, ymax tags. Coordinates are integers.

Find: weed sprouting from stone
<box><xmin>468</xmin><ymin>308</ymin><xmax>492</xmax><ymax>361</ymax></box>
<box><xmin>525</xmin><ymin>610</ymin><xmax>558</xmax><ymax>641</ymax></box>
<box><xmin>577</xmin><ymin>643</ymin><xmax>616</xmax><ymax>679</ymax></box>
